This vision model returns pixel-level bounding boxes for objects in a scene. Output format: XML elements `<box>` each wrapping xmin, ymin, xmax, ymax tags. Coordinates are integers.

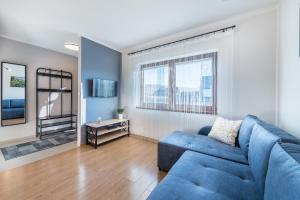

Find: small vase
<box><xmin>118</xmin><ymin>114</ymin><xmax>123</xmax><ymax>120</ymax></box>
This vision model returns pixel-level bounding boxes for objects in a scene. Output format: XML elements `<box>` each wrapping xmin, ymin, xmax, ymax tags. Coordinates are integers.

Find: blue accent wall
<box><xmin>81</xmin><ymin>37</ymin><xmax>121</xmax><ymax>122</ymax></box>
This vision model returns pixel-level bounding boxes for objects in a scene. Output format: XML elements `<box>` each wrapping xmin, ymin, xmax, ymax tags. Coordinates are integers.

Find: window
<box><xmin>140</xmin><ymin>52</ymin><xmax>217</xmax><ymax>114</ymax></box>
<box><xmin>142</xmin><ymin>65</ymin><xmax>169</xmax><ymax>108</ymax></box>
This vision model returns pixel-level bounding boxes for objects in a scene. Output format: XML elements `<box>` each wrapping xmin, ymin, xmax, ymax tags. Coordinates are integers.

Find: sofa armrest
<box><xmin>198</xmin><ymin>126</ymin><xmax>212</xmax><ymax>136</ymax></box>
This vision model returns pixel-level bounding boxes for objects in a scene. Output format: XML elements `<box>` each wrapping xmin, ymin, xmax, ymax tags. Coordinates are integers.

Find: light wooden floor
<box><xmin>0</xmin><ymin>136</ymin><xmax>166</xmax><ymax>200</ymax></box>
<box><xmin>2</xmin><ymin>118</ymin><xmax>25</xmax><ymax>126</ymax></box>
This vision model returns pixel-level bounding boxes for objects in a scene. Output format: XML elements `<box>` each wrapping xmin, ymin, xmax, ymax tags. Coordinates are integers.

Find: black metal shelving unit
<box><xmin>36</xmin><ymin>68</ymin><xmax>77</xmax><ymax>139</ymax></box>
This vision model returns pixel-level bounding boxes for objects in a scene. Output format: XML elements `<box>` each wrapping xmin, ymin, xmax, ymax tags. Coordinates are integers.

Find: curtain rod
<box><xmin>128</xmin><ymin>25</ymin><xmax>236</xmax><ymax>56</ymax></box>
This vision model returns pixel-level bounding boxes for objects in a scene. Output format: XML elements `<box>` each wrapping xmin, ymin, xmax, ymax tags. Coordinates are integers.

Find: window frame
<box><xmin>139</xmin><ymin>52</ymin><xmax>217</xmax><ymax>115</ymax></box>
<box><xmin>140</xmin><ymin>64</ymin><xmax>171</xmax><ymax>110</ymax></box>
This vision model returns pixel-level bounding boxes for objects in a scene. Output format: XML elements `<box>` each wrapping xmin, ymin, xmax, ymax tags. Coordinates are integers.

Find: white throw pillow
<box><xmin>208</xmin><ymin>117</ymin><xmax>242</xmax><ymax>146</ymax></box>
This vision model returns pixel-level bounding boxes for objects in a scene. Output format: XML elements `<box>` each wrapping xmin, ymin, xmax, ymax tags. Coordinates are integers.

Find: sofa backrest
<box><xmin>10</xmin><ymin>99</ymin><xmax>25</xmax><ymax>108</ymax></box>
<box><xmin>264</xmin><ymin>143</ymin><xmax>300</xmax><ymax>200</ymax></box>
<box><xmin>2</xmin><ymin>99</ymin><xmax>25</xmax><ymax>109</ymax></box>
<box><xmin>238</xmin><ymin>115</ymin><xmax>259</xmax><ymax>157</ymax></box>
<box><xmin>259</xmin><ymin>120</ymin><xmax>300</xmax><ymax>144</ymax></box>
<box><xmin>2</xmin><ymin>99</ymin><xmax>11</xmax><ymax>109</ymax></box>
<box><xmin>248</xmin><ymin>124</ymin><xmax>280</xmax><ymax>194</ymax></box>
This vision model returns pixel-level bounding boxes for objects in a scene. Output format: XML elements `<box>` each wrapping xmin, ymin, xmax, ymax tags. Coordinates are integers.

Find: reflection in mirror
<box><xmin>1</xmin><ymin>62</ymin><xmax>26</xmax><ymax>126</ymax></box>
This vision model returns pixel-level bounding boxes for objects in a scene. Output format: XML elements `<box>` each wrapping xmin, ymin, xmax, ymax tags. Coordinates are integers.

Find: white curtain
<box><xmin>123</xmin><ymin>30</ymin><xmax>235</xmax><ymax>139</ymax></box>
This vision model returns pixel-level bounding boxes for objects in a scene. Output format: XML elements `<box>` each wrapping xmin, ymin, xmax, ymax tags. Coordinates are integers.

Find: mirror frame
<box><xmin>1</xmin><ymin>62</ymin><xmax>27</xmax><ymax>127</ymax></box>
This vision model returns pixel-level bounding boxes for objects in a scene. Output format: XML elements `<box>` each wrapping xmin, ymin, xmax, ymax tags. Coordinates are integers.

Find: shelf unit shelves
<box><xmin>86</xmin><ymin>119</ymin><xmax>130</xmax><ymax>148</ymax></box>
<box><xmin>36</xmin><ymin>68</ymin><xmax>77</xmax><ymax>139</ymax></box>
<box><xmin>37</xmin><ymin>88</ymin><xmax>72</xmax><ymax>93</ymax></box>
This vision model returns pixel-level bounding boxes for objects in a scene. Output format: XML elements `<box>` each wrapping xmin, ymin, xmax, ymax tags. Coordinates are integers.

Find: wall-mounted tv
<box><xmin>90</xmin><ymin>79</ymin><xmax>117</xmax><ymax>97</ymax></box>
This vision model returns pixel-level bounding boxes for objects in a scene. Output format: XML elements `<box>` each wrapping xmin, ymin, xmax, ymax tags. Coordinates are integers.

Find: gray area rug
<box><xmin>1</xmin><ymin>131</ymin><xmax>77</xmax><ymax>160</ymax></box>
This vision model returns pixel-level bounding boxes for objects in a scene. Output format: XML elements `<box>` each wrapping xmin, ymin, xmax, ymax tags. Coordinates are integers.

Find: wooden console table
<box><xmin>86</xmin><ymin>119</ymin><xmax>130</xmax><ymax>149</ymax></box>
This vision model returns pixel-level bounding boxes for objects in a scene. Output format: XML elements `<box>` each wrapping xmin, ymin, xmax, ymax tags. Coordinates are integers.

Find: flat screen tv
<box><xmin>90</xmin><ymin>79</ymin><xmax>117</xmax><ymax>97</ymax></box>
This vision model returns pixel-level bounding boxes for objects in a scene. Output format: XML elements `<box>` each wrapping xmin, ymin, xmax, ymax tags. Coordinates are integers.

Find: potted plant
<box><xmin>117</xmin><ymin>108</ymin><xmax>125</xmax><ymax>119</ymax></box>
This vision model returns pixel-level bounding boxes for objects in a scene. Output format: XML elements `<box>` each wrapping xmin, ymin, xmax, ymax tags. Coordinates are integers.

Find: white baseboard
<box><xmin>130</xmin><ymin>133</ymin><xmax>158</xmax><ymax>143</ymax></box>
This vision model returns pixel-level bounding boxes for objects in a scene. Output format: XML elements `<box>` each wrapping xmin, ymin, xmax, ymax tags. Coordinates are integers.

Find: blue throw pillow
<box><xmin>248</xmin><ymin>124</ymin><xmax>280</xmax><ymax>193</ymax></box>
<box><xmin>238</xmin><ymin>115</ymin><xmax>259</xmax><ymax>157</ymax></box>
<box><xmin>264</xmin><ymin>143</ymin><xmax>300</xmax><ymax>200</ymax></box>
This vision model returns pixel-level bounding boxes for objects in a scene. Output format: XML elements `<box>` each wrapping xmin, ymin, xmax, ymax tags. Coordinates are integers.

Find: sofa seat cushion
<box><xmin>264</xmin><ymin>143</ymin><xmax>300</xmax><ymax>200</ymax></box>
<box><xmin>2</xmin><ymin>108</ymin><xmax>24</xmax><ymax>119</ymax></box>
<box><xmin>149</xmin><ymin>151</ymin><xmax>261</xmax><ymax>200</ymax></box>
<box><xmin>158</xmin><ymin>131</ymin><xmax>248</xmax><ymax>171</ymax></box>
<box><xmin>147</xmin><ymin>175</ymin><xmax>232</xmax><ymax>200</ymax></box>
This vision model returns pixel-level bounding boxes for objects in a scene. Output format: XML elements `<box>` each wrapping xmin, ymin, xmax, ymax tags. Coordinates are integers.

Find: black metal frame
<box><xmin>36</xmin><ymin>68</ymin><xmax>77</xmax><ymax>139</ymax></box>
<box><xmin>1</xmin><ymin>62</ymin><xmax>27</xmax><ymax>127</ymax></box>
<box><xmin>128</xmin><ymin>25</ymin><xmax>236</xmax><ymax>56</ymax></box>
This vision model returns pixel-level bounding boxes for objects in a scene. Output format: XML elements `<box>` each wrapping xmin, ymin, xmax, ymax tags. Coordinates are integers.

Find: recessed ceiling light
<box><xmin>64</xmin><ymin>43</ymin><xmax>79</xmax><ymax>51</ymax></box>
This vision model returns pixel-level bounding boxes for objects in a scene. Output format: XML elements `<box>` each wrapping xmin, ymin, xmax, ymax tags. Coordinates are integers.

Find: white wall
<box><xmin>122</xmin><ymin>7</ymin><xmax>278</xmax><ymax>140</ymax></box>
<box><xmin>278</xmin><ymin>0</ymin><xmax>300</xmax><ymax>138</ymax></box>
<box><xmin>0</xmin><ymin>37</ymin><xmax>78</xmax><ymax>143</ymax></box>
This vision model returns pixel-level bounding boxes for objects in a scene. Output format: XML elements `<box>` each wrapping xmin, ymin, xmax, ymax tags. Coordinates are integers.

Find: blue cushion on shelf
<box><xmin>248</xmin><ymin>124</ymin><xmax>280</xmax><ymax>193</ymax></box>
<box><xmin>158</xmin><ymin>131</ymin><xmax>248</xmax><ymax>171</ymax></box>
<box><xmin>2</xmin><ymin>99</ymin><xmax>10</xmax><ymax>108</ymax></box>
<box><xmin>238</xmin><ymin>115</ymin><xmax>260</xmax><ymax>158</ymax></box>
<box><xmin>149</xmin><ymin>151</ymin><xmax>261</xmax><ymax>200</ymax></box>
<box><xmin>264</xmin><ymin>143</ymin><xmax>300</xmax><ymax>200</ymax></box>
<box><xmin>10</xmin><ymin>99</ymin><xmax>25</xmax><ymax>108</ymax></box>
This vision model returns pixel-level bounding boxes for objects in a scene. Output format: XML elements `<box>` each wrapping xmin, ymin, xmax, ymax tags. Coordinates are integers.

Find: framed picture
<box><xmin>10</xmin><ymin>76</ymin><xmax>25</xmax><ymax>88</ymax></box>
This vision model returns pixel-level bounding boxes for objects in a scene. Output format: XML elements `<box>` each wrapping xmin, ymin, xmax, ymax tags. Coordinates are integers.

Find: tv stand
<box><xmin>85</xmin><ymin>119</ymin><xmax>129</xmax><ymax>149</ymax></box>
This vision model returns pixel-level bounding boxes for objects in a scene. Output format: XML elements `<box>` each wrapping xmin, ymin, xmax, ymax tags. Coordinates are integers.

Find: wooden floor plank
<box><xmin>0</xmin><ymin>136</ymin><xmax>166</xmax><ymax>200</ymax></box>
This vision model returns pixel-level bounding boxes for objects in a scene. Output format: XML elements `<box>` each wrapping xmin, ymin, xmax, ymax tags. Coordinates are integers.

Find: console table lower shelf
<box><xmin>85</xmin><ymin>119</ymin><xmax>130</xmax><ymax>149</ymax></box>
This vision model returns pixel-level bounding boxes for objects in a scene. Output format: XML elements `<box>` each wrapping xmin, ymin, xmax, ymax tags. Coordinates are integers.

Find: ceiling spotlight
<box><xmin>64</xmin><ymin>43</ymin><xmax>79</xmax><ymax>51</ymax></box>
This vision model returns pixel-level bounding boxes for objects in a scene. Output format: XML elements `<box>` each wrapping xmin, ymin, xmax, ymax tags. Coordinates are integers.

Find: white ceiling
<box><xmin>0</xmin><ymin>0</ymin><xmax>277</xmax><ymax>56</ymax></box>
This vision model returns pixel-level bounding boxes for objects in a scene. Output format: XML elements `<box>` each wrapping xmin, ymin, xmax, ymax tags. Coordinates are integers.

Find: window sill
<box><xmin>136</xmin><ymin>106</ymin><xmax>217</xmax><ymax>115</ymax></box>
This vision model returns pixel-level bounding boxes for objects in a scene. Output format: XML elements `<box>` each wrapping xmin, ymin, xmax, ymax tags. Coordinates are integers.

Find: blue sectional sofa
<box><xmin>148</xmin><ymin>115</ymin><xmax>300</xmax><ymax>200</ymax></box>
<box><xmin>2</xmin><ymin>99</ymin><xmax>25</xmax><ymax>119</ymax></box>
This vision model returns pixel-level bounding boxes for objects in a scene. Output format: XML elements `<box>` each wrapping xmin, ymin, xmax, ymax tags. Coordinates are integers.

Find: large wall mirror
<box><xmin>1</xmin><ymin>62</ymin><xmax>27</xmax><ymax>126</ymax></box>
